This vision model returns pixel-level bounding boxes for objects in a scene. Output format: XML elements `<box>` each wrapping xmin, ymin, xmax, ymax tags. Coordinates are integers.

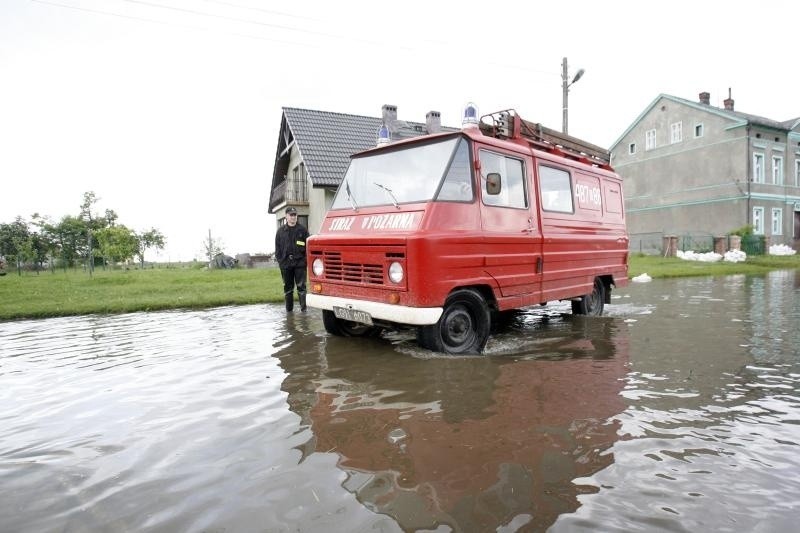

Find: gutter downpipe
<box><xmin>746</xmin><ymin>124</ymin><xmax>751</xmax><ymax>226</ymax></box>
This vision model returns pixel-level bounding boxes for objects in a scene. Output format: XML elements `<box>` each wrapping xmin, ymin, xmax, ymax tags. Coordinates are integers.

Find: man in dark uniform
<box><xmin>275</xmin><ymin>207</ymin><xmax>310</xmax><ymax>312</ymax></box>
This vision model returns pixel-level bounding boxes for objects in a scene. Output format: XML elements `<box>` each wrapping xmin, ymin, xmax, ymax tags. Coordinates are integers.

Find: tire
<box><xmin>571</xmin><ymin>278</ymin><xmax>605</xmax><ymax>316</ymax></box>
<box><xmin>322</xmin><ymin>309</ymin><xmax>381</xmax><ymax>337</ymax></box>
<box><xmin>417</xmin><ymin>289</ymin><xmax>491</xmax><ymax>354</ymax></box>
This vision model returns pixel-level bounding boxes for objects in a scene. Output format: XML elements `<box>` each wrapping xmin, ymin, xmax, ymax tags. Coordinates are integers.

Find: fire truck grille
<box><xmin>323</xmin><ymin>252</ymin><xmax>383</xmax><ymax>284</ymax></box>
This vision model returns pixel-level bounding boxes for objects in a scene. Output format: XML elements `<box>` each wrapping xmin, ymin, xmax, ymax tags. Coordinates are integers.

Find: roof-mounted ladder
<box><xmin>479</xmin><ymin>109</ymin><xmax>612</xmax><ymax>170</ymax></box>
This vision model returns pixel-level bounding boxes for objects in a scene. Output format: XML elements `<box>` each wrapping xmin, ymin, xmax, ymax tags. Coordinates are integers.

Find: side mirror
<box><xmin>486</xmin><ymin>172</ymin><xmax>502</xmax><ymax>195</ymax></box>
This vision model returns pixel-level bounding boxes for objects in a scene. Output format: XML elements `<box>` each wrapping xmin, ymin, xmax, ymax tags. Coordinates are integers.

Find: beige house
<box><xmin>610</xmin><ymin>91</ymin><xmax>800</xmax><ymax>253</ymax></box>
<box><xmin>269</xmin><ymin>105</ymin><xmax>455</xmax><ymax>234</ymax></box>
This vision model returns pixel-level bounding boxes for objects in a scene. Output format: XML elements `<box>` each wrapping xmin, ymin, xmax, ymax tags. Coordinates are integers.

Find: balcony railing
<box><xmin>270</xmin><ymin>179</ymin><xmax>309</xmax><ymax>211</ymax></box>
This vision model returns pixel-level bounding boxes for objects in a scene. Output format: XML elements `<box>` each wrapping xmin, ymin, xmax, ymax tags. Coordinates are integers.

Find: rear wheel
<box><xmin>571</xmin><ymin>278</ymin><xmax>605</xmax><ymax>316</ymax></box>
<box><xmin>322</xmin><ymin>309</ymin><xmax>381</xmax><ymax>337</ymax></box>
<box><xmin>417</xmin><ymin>289</ymin><xmax>491</xmax><ymax>354</ymax></box>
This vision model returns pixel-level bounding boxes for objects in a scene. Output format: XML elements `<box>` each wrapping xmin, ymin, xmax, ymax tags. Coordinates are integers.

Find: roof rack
<box><xmin>479</xmin><ymin>109</ymin><xmax>612</xmax><ymax>170</ymax></box>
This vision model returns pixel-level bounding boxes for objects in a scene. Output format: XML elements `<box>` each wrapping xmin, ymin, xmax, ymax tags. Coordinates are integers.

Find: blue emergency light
<box><xmin>462</xmin><ymin>102</ymin><xmax>479</xmax><ymax>128</ymax></box>
<box><xmin>377</xmin><ymin>124</ymin><xmax>390</xmax><ymax>145</ymax></box>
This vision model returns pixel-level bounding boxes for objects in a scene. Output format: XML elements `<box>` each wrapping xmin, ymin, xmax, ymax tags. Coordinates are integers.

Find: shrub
<box><xmin>729</xmin><ymin>225</ymin><xmax>754</xmax><ymax>237</ymax></box>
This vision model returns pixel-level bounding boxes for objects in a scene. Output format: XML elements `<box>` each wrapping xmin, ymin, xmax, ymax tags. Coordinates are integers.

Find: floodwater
<box><xmin>1</xmin><ymin>271</ymin><xmax>799</xmax><ymax>533</ymax></box>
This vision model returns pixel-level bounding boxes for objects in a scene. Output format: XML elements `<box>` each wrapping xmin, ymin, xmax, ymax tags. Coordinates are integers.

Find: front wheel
<box><xmin>417</xmin><ymin>289</ymin><xmax>491</xmax><ymax>354</ymax></box>
<box><xmin>322</xmin><ymin>310</ymin><xmax>381</xmax><ymax>337</ymax></box>
<box><xmin>571</xmin><ymin>278</ymin><xmax>605</xmax><ymax>316</ymax></box>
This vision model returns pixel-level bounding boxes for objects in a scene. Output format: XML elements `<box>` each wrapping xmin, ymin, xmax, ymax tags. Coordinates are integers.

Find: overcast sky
<box><xmin>2</xmin><ymin>0</ymin><xmax>798</xmax><ymax>261</ymax></box>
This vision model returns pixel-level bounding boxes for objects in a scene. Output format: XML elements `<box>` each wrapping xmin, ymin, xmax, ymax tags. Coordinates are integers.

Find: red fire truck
<box><xmin>306</xmin><ymin>106</ymin><xmax>628</xmax><ymax>354</ymax></box>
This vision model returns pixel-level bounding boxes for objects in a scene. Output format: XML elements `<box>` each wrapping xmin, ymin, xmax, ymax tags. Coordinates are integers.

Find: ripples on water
<box><xmin>0</xmin><ymin>270</ymin><xmax>798</xmax><ymax>532</ymax></box>
<box><xmin>553</xmin><ymin>272</ymin><xmax>800</xmax><ymax>533</ymax></box>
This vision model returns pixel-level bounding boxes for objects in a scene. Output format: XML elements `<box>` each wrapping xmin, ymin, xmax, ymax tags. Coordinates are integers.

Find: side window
<box><xmin>539</xmin><ymin>165</ymin><xmax>574</xmax><ymax>213</ymax></box>
<box><xmin>772</xmin><ymin>156</ymin><xmax>784</xmax><ymax>185</ymax></box>
<box><xmin>479</xmin><ymin>150</ymin><xmax>527</xmax><ymax>208</ymax></box>
<box><xmin>436</xmin><ymin>138</ymin><xmax>473</xmax><ymax>202</ymax></box>
<box><xmin>771</xmin><ymin>208</ymin><xmax>783</xmax><ymax>235</ymax></box>
<box><xmin>645</xmin><ymin>129</ymin><xmax>657</xmax><ymax>150</ymax></box>
<box><xmin>694</xmin><ymin>123</ymin><xmax>704</xmax><ymax>138</ymax></box>
<box><xmin>670</xmin><ymin>122</ymin><xmax>682</xmax><ymax>143</ymax></box>
<box><xmin>753</xmin><ymin>153</ymin><xmax>765</xmax><ymax>183</ymax></box>
<box><xmin>753</xmin><ymin>206</ymin><xmax>764</xmax><ymax>234</ymax></box>
<box><xmin>796</xmin><ymin>159</ymin><xmax>800</xmax><ymax>187</ymax></box>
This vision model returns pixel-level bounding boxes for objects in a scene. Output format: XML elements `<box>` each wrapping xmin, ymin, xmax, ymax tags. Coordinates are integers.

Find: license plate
<box><xmin>333</xmin><ymin>306</ymin><xmax>373</xmax><ymax>326</ymax></box>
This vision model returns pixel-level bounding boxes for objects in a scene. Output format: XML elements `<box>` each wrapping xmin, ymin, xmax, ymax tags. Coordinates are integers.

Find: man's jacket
<box><xmin>275</xmin><ymin>223</ymin><xmax>310</xmax><ymax>268</ymax></box>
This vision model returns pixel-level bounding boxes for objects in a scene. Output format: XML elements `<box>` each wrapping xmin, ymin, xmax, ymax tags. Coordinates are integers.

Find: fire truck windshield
<box><xmin>331</xmin><ymin>136</ymin><xmax>462</xmax><ymax>210</ymax></box>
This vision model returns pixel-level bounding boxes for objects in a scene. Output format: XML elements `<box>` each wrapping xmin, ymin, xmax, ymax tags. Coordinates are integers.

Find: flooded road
<box><xmin>1</xmin><ymin>271</ymin><xmax>799</xmax><ymax>532</ymax></box>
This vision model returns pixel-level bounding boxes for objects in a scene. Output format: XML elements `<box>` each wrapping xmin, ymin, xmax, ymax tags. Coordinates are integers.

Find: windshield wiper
<box><xmin>373</xmin><ymin>182</ymin><xmax>400</xmax><ymax>209</ymax></box>
<box><xmin>345</xmin><ymin>179</ymin><xmax>358</xmax><ymax>211</ymax></box>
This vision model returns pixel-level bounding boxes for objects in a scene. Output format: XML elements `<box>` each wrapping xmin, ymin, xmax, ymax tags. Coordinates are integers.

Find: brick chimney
<box><xmin>699</xmin><ymin>92</ymin><xmax>710</xmax><ymax>105</ymax></box>
<box><xmin>382</xmin><ymin>104</ymin><xmax>398</xmax><ymax>135</ymax></box>
<box><xmin>723</xmin><ymin>88</ymin><xmax>734</xmax><ymax>111</ymax></box>
<box><xmin>425</xmin><ymin>111</ymin><xmax>441</xmax><ymax>134</ymax></box>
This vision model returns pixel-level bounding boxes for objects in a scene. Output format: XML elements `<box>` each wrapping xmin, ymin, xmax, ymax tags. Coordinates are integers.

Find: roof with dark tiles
<box><xmin>281</xmin><ymin>107</ymin><xmax>457</xmax><ymax>187</ymax></box>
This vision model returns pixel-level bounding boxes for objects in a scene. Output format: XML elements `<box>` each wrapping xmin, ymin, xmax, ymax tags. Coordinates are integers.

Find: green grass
<box><xmin>0</xmin><ymin>267</ymin><xmax>285</xmax><ymax>320</ymax></box>
<box><xmin>628</xmin><ymin>253</ymin><xmax>800</xmax><ymax>278</ymax></box>
<box><xmin>1</xmin><ymin>253</ymin><xmax>798</xmax><ymax>320</ymax></box>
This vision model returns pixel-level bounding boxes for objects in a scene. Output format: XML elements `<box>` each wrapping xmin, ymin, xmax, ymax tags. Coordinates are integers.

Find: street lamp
<box><xmin>561</xmin><ymin>57</ymin><xmax>584</xmax><ymax>134</ymax></box>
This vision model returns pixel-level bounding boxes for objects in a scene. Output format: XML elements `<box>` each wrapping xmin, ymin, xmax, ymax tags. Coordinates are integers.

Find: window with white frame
<box><xmin>628</xmin><ymin>142</ymin><xmax>636</xmax><ymax>155</ymax></box>
<box><xmin>645</xmin><ymin>129</ymin><xmax>656</xmax><ymax>151</ymax></box>
<box><xmin>772</xmin><ymin>208</ymin><xmax>783</xmax><ymax>235</ymax></box>
<box><xmin>752</xmin><ymin>206</ymin><xmax>764</xmax><ymax>234</ymax></box>
<box><xmin>772</xmin><ymin>156</ymin><xmax>783</xmax><ymax>184</ymax></box>
<box><xmin>670</xmin><ymin>122</ymin><xmax>682</xmax><ymax>144</ymax></box>
<box><xmin>753</xmin><ymin>153</ymin><xmax>765</xmax><ymax>183</ymax></box>
<box><xmin>694</xmin><ymin>123</ymin><xmax>704</xmax><ymax>138</ymax></box>
<box><xmin>796</xmin><ymin>159</ymin><xmax>800</xmax><ymax>186</ymax></box>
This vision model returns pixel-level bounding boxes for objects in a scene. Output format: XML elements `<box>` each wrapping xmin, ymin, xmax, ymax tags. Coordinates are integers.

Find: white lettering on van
<box><xmin>361</xmin><ymin>213</ymin><xmax>414</xmax><ymax>230</ymax></box>
<box><xmin>329</xmin><ymin>217</ymin><xmax>355</xmax><ymax>231</ymax></box>
<box><xmin>575</xmin><ymin>183</ymin><xmax>602</xmax><ymax>208</ymax></box>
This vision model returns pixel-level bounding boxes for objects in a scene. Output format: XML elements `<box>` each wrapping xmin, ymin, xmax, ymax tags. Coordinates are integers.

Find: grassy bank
<box><xmin>628</xmin><ymin>253</ymin><xmax>800</xmax><ymax>278</ymax></box>
<box><xmin>1</xmin><ymin>254</ymin><xmax>798</xmax><ymax>320</ymax></box>
<box><xmin>0</xmin><ymin>267</ymin><xmax>285</xmax><ymax>320</ymax></box>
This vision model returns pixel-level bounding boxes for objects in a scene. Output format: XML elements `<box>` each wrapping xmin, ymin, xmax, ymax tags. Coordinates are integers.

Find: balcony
<box><xmin>269</xmin><ymin>178</ymin><xmax>309</xmax><ymax>212</ymax></box>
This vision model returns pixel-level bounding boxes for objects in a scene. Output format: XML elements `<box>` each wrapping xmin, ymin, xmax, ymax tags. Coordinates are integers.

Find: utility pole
<box><xmin>561</xmin><ymin>57</ymin><xmax>585</xmax><ymax>134</ymax></box>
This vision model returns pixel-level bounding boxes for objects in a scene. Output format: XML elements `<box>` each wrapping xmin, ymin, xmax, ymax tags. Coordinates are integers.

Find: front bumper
<box><xmin>307</xmin><ymin>294</ymin><xmax>443</xmax><ymax>326</ymax></box>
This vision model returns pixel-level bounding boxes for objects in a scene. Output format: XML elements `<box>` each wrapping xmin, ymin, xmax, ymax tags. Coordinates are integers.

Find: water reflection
<box><xmin>748</xmin><ymin>270</ymin><xmax>800</xmax><ymax>363</ymax></box>
<box><xmin>274</xmin><ymin>315</ymin><xmax>630</xmax><ymax>532</ymax></box>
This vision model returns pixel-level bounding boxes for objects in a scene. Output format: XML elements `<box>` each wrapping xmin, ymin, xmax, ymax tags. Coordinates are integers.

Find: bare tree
<box><xmin>202</xmin><ymin>229</ymin><xmax>224</xmax><ymax>262</ymax></box>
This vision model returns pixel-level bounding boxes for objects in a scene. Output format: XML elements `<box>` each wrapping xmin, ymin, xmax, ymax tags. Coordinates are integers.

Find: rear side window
<box><xmin>604</xmin><ymin>182</ymin><xmax>623</xmax><ymax>214</ymax></box>
<box><xmin>479</xmin><ymin>150</ymin><xmax>527</xmax><ymax>208</ymax></box>
<box><xmin>539</xmin><ymin>165</ymin><xmax>573</xmax><ymax>213</ymax></box>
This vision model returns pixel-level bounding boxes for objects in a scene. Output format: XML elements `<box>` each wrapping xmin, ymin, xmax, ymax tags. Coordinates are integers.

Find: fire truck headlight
<box><xmin>312</xmin><ymin>258</ymin><xmax>324</xmax><ymax>276</ymax></box>
<box><xmin>388</xmin><ymin>262</ymin><xmax>404</xmax><ymax>284</ymax></box>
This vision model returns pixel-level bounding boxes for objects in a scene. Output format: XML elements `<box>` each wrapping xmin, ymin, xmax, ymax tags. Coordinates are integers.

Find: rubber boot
<box><xmin>285</xmin><ymin>293</ymin><xmax>294</xmax><ymax>312</ymax></box>
<box><xmin>299</xmin><ymin>292</ymin><xmax>307</xmax><ymax>312</ymax></box>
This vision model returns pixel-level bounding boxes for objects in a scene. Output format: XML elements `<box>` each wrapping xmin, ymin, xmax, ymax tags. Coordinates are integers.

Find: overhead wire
<box><xmin>28</xmin><ymin>0</ymin><xmax>326</xmax><ymax>47</ymax></box>
<box><xmin>117</xmin><ymin>0</ymin><xmax>412</xmax><ymax>49</ymax></box>
<box><xmin>27</xmin><ymin>0</ymin><xmax>559</xmax><ymax>80</ymax></box>
<box><xmin>198</xmin><ymin>0</ymin><xmax>320</xmax><ymax>22</ymax></box>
